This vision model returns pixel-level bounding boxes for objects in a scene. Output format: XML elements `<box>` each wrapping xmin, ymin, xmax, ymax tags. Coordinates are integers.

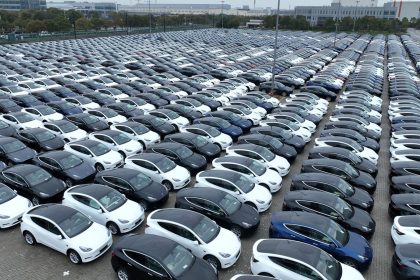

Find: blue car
<box><xmin>47</xmin><ymin>101</ymin><xmax>84</xmax><ymax>116</ymax></box>
<box><xmin>233</xmin><ymin>96</ymin><xmax>274</xmax><ymax>112</ymax></box>
<box><xmin>269</xmin><ymin>211</ymin><xmax>373</xmax><ymax>271</ymax></box>
<box><xmin>193</xmin><ymin>117</ymin><xmax>243</xmax><ymax>141</ymax></box>
<box><xmin>205</xmin><ymin>111</ymin><xmax>252</xmax><ymax>132</ymax></box>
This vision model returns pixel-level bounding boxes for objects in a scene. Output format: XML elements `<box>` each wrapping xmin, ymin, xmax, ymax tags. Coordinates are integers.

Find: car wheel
<box><xmin>162</xmin><ymin>181</ymin><xmax>173</xmax><ymax>191</ymax></box>
<box><xmin>65</xmin><ymin>179</ymin><xmax>73</xmax><ymax>188</ymax></box>
<box><xmin>116</xmin><ymin>266</ymin><xmax>130</xmax><ymax>280</ymax></box>
<box><xmin>326</xmin><ymin>96</ymin><xmax>332</xmax><ymax>101</ymax></box>
<box><xmin>107</xmin><ymin>222</ymin><xmax>120</xmax><ymax>235</ymax></box>
<box><xmin>204</xmin><ymin>255</ymin><xmax>220</xmax><ymax>270</ymax></box>
<box><xmin>118</xmin><ymin>151</ymin><xmax>126</xmax><ymax>159</ymax></box>
<box><xmin>343</xmin><ymin>258</ymin><xmax>358</xmax><ymax>268</ymax></box>
<box><xmin>259</xmin><ymin>273</ymin><xmax>274</xmax><ymax>277</ymax></box>
<box><xmin>68</xmin><ymin>250</ymin><xmax>82</xmax><ymax>264</ymax></box>
<box><xmin>260</xmin><ymin>183</ymin><xmax>271</xmax><ymax>192</ymax></box>
<box><xmin>231</xmin><ymin>225</ymin><xmax>242</xmax><ymax>237</ymax></box>
<box><xmin>31</xmin><ymin>196</ymin><xmax>40</xmax><ymax>206</ymax></box>
<box><xmin>95</xmin><ymin>163</ymin><xmax>104</xmax><ymax>172</ymax></box>
<box><xmin>23</xmin><ymin>231</ymin><xmax>36</xmax><ymax>245</ymax></box>
<box><xmin>139</xmin><ymin>200</ymin><xmax>148</xmax><ymax>211</ymax></box>
<box><xmin>138</xmin><ymin>141</ymin><xmax>146</xmax><ymax>150</ymax></box>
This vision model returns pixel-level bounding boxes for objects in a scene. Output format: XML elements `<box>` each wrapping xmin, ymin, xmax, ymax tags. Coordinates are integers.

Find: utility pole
<box><xmin>221</xmin><ymin>0</ymin><xmax>224</xmax><ymax>28</ymax></box>
<box><xmin>148</xmin><ymin>0</ymin><xmax>151</xmax><ymax>36</ymax></box>
<box><xmin>270</xmin><ymin>0</ymin><xmax>281</xmax><ymax>93</ymax></box>
<box><xmin>334</xmin><ymin>0</ymin><xmax>341</xmax><ymax>47</ymax></box>
<box><xmin>353</xmin><ymin>0</ymin><xmax>359</xmax><ymax>32</ymax></box>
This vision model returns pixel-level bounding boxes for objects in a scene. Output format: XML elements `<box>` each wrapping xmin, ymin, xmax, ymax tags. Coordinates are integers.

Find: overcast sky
<box><xmin>119</xmin><ymin>0</ymin><xmax>390</xmax><ymax>9</ymax></box>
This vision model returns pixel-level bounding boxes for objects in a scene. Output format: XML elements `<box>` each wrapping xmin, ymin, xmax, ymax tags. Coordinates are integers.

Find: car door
<box><xmin>1</xmin><ymin>171</ymin><xmax>30</xmax><ymax>197</ymax></box>
<box><xmin>69</xmin><ymin>145</ymin><xmax>94</xmax><ymax>165</ymax></box>
<box><xmin>70</xmin><ymin>194</ymin><xmax>106</xmax><ymax>225</ymax></box>
<box><xmin>187</xmin><ymin>197</ymin><xmax>227</xmax><ymax>226</ymax></box>
<box><xmin>37</xmin><ymin>156</ymin><xmax>64</xmax><ymax>179</ymax></box>
<box><xmin>268</xmin><ymin>256</ymin><xmax>324</xmax><ymax>280</ymax></box>
<box><xmin>123</xmin><ymin>250</ymin><xmax>169</xmax><ymax>280</ymax></box>
<box><xmin>101</xmin><ymin>176</ymin><xmax>134</xmax><ymax>199</ymax></box>
<box><xmin>157</xmin><ymin>222</ymin><xmax>202</xmax><ymax>257</ymax></box>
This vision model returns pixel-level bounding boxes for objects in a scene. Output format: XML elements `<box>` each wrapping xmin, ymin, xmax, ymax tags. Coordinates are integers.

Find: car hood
<box><xmin>200</xmin><ymin>143</ymin><xmax>221</xmax><ymax>156</ymax></box>
<box><xmin>183</xmin><ymin>153</ymin><xmax>207</xmax><ymax>168</ymax></box>
<box><xmin>348</xmin><ymin>188</ymin><xmax>374</xmax><ymax>209</ymax></box>
<box><xmin>71</xmin><ymin>222</ymin><xmax>110</xmax><ymax>248</ymax></box>
<box><xmin>7</xmin><ymin>147</ymin><xmax>36</xmax><ymax>163</ymax></box>
<box><xmin>66</xmin><ymin>162</ymin><xmax>96</xmax><ymax>180</ymax></box>
<box><xmin>40</xmin><ymin>137</ymin><xmax>65</xmax><ymax>150</ymax></box>
<box><xmin>166</xmin><ymin>165</ymin><xmax>190</xmax><ymax>181</ymax></box>
<box><xmin>207</xmin><ymin>227</ymin><xmax>241</xmax><ymax>254</ymax></box>
<box><xmin>230</xmin><ymin>203</ymin><xmax>260</xmax><ymax>227</ymax></box>
<box><xmin>109</xmin><ymin>199</ymin><xmax>143</xmax><ymax>221</ymax></box>
<box><xmin>345</xmin><ymin>231</ymin><xmax>372</xmax><ymax>259</ymax></box>
<box><xmin>340</xmin><ymin>263</ymin><xmax>365</xmax><ymax>280</ymax></box>
<box><xmin>348</xmin><ymin>207</ymin><xmax>375</xmax><ymax>230</ymax></box>
<box><xmin>0</xmin><ymin>195</ymin><xmax>30</xmax><ymax>217</ymax></box>
<box><xmin>90</xmin><ymin>121</ymin><xmax>109</xmax><ymax>131</ymax></box>
<box><xmin>32</xmin><ymin>177</ymin><xmax>66</xmax><ymax>197</ymax></box>
<box><xmin>179</xmin><ymin>257</ymin><xmax>217</xmax><ymax>280</ymax></box>
<box><xmin>136</xmin><ymin>181</ymin><xmax>168</xmax><ymax>201</ymax></box>
<box><xmin>357</xmin><ymin>159</ymin><xmax>378</xmax><ymax>175</ymax></box>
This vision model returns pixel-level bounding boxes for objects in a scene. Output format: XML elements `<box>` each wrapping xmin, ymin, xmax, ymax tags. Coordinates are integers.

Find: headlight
<box><xmin>28</xmin><ymin>201</ymin><xmax>33</xmax><ymax>207</ymax></box>
<box><xmin>241</xmin><ymin>222</ymin><xmax>252</xmax><ymax>227</ymax></box>
<box><xmin>219</xmin><ymin>252</ymin><xmax>231</xmax><ymax>258</ymax></box>
<box><xmin>39</xmin><ymin>192</ymin><xmax>49</xmax><ymax>197</ymax></box>
<box><xmin>269</xmin><ymin>181</ymin><xmax>277</xmax><ymax>185</ymax></box>
<box><xmin>79</xmin><ymin>246</ymin><xmax>92</xmax><ymax>252</ymax></box>
<box><xmin>103</xmin><ymin>161</ymin><xmax>111</xmax><ymax>164</ymax></box>
<box><xmin>125</xmin><ymin>149</ymin><xmax>133</xmax><ymax>152</ymax></box>
<box><xmin>147</xmin><ymin>196</ymin><xmax>157</xmax><ymax>201</ymax></box>
<box><xmin>172</xmin><ymin>178</ymin><xmax>181</xmax><ymax>182</ymax></box>
<box><xmin>256</xmin><ymin>200</ymin><xmax>265</xmax><ymax>204</ymax></box>
<box><xmin>361</xmin><ymin>226</ymin><xmax>370</xmax><ymax>232</ymax></box>
<box><xmin>0</xmin><ymin>214</ymin><xmax>10</xmax><ymax>219</ymax></box>
<box><xmin>357</xmin><ymin>254</ymin><xmax>369</xmax><ymax>261</ymax></box>
<box><xmin>118</xmin><ymin>219</ymin><xmax>129</xmax><ymax>224</ymax></box>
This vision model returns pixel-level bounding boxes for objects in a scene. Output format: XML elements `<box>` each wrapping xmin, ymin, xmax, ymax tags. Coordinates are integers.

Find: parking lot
<box><xmin>0</xmin><ymin>29</ymin><xmax>412</xmax><ymax>280</ymax></box>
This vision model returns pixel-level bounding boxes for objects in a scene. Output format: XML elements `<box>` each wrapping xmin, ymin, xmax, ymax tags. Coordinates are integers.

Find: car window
<box><xmin>124</xmin><ymin>250</ymin><xmax>166</xmax><ymax>275</ymax></box>
<box><xmin>408</xmin><ymin>204</ymin><xmax>420</xmax><ymax>211</ymax></box>
<box><xmin>158</xmin><ymin>222</ymin><xmax>197</xmax><ymax>241</ymax></box>
<box><xmin>188</xmin><ymin>128</ymin><xmax>207</xmax><ymax>136</ymax></box>
<box><xmin>268</xmin><ymin>257</ymin><xmax>323</xmax><ymax>280</ymax></box>
<box><xmin>115</xmin><ymin>125</ymin><xmax>132</xmax><ymax>134</ymax></box>
<box><xmin>102</xmin><ymin>176</ymin><xmax>132</xmax><ymax>191</ymax></box>
<box><xmin>307</xmin><ymin>181</ymin><xmax>342</xmax><ymax>196</ymax></box>
<box><xmin>133</xmin><ymin>160</ymin><xmax>158</xmax><ymax>171</ymax></box>
<box><xmin>70</xmin><ymin>145</ymin><xmax>91</xmax><ymax>155</ymax></box>
<box><xmin>188</xmin><ymin>197</ymin><xmax>223</xmax><ymax>214</ymax></box>
<box><xmin>38</xmin><ymin>157</ymin><xmax>61</xmax><ymax>169</ymax></box>
<box><xmin>405</xmin><ymin>168</ymin><xmax>420</xmax><ymax>175</ymax></box>
<box><xmin>44</xmin><ymin>124</ymin><xmax>60</xmax><ymax>132</ymax></box>
<box><xmin>206</xmin><ymin>178</ymin><xmax>237</xmax><ymax>192</ymax></box>
<box><xmin>3</xmin><ymin>172</ymin><xmax>26</xmax><ymax>186</ymax></box>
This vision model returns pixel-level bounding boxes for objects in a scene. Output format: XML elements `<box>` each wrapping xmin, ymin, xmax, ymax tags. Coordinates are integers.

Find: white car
<box><xmin>391</xmin><ymin>215</ymin><xmax>420</xmax><ymax>245</ymax></box>
<box><xmin>226</xmin><ymin>144</ymin><xmax>290</xmax><ymax>176</ymax></box>
<box><xmin>279</xmin><ymin>103</ymin><xmax>324</xmax><ymax>118</ymax></box>
<box><xmin>392</xmin><ymin>130</ymin><xmax>420</xmax><ymax>142</ymax></box>
<box><xmin>218</xmin><ymin>106</ymin><xmax>262</xmax><ymax>126</ymax></box>
<box><xmin>267</xmin><ymin>113</ymin><xmax>316</xmax><ymax>133</ymax></box>
<box><xmin>290</xmin><ymin>92</ymin><xmax>329</xmax><ymax>106</ymax></box>
<box><xmin>227</xmin><ymin>100</ymin><xmax>267</xmax><ymax>117</ymax></box>
<box><xmin>119</xmin><ymin>97</ymin><xmax>156</xmax><ymax>112</ymax></box>
<box><xmin>21</xmin><ymin>106</ymin><xmax>63</xmax><ymax>122</ymax></box>
<box><xmin>43</xmin><ymin>120</ymin><xmax>88</xmax><ymax>142</ymax></box>
<box><xmin>245</xmin><ymin>92</ymin><xmax>280</xmax><ymax>107</ymax></box>
<box><xmin>335</xmin><ymin>104</ymin><xmax>381</xmax><ymax>118</ymax></box>
<box><xmin>198</xmin><ymin>91</ymin><xmax>230</xmax><ymax>105</ymax></box>
<box><xmin>88</xmin><ymin>130</ymin><xmax>142</xmax><ymax>158</ymax></box>
<box><xmin>96</xmin><ymin>88</ymin><xmax>129</xmax><ymax>100</ymax></box>
<box><xmin>64</xmin><ymin>96</ymin><xmax>100</xmax><ymax>110</ymax></box>
<box><xmin>0</xmin><ymin>112</ymin><xmax>44</xmax><ymax>130</ymax></box>
<box><xmin>159</xmin><ymin>86</ymin><xmax>188</xmax><ymax>98</ymax></box>
<box><xmin>0</xmin><ymin>184</ymin><xmax>32</xmax><ymax>228</ymax></box>
<box><xmin>145</xmin><ymin>208</ymin><xmax>241</xmax><ymax>269</ymax></box>
<box><xmin>251</xmin><ymin>239</ymin><xmax>365</xmax><ymax>280</ymax></box>
<box><xmin>86</xmin><ymin>108</ymin><xmax>127</xmax><ymax>125</ymax></box>
<box><xmin>64</xmin><ymin>139</ymin><xmax>123</xmax><ymax>172</ymax></box>
<box><xmin>124</xmin><ymin>153</ymin><xmax>191</xmax><ymax>190</ymax></box>
<box><xmin>390</xmin><ymin>149</ymin><xmax>420</xmax><ymax>163</ymax></box>
<box><xmin>391</xmin><ymin>139</ymin><xmax>420</xmax><ymax>152</ymax></box>
<box><xmin>286</xmin><ymin>97</ymin><xmax>328</xmax><ymax>113</ymax></box>
<box><xmin>315</xmin><ymin>137</ymin><xmax>379</xmax><ymax>165</ymax></box>
<box><xmin>329</xmin><ymin>115</ymin><xmax>381</xmax><ymax>135</ymax></box>
<box><xmin>110</xmin><ymin>121</ymin><xmax>160</xmax><ymax>149</ymax></box>
<box><xmin>62</xmin><ymin>184</ymin><xmax>144</xmax><ymax>234</ymax></box>
<box><xmin>171</xmin><ymin>99</ymin><xmax>211</xmax><ymax>114</ymax></box>
<box><xmin>340</xmin><ymin>95</ymin><xmax>381</xmax><ymax>108</ymax></box>
<box><xmin>260</xmin><ymin>120</ymin><xmax>312</xmax><ymax>143</ymax></box>
<box><xmin>212</xmin><ymin>156</ymin><xmax>282</xmax><ymax>193</ymax></box>
<box><xmin>180</xmin><ymin>124</ymin><xmax>233</xmax><ymax>150</ymax></box>
<box><xmin>146</xmin><ymin>109</ymin><xmax>189</xmax><ymax>130</ymax></box>
<box><xmin>20</xmin><ymin>204</ymin><xmax>113</xmax><ymax>264</ymax></box>
<box><xmin>195</xmin><ymin>169</ymin><xmax>272</xmax><ymax>212</ymax></box>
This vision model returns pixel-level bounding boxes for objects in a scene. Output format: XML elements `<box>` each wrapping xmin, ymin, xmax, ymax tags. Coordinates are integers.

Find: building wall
<box><xmin>332</xmin><ymin>0</ymin><xmax>378</xmax><ymax>7</ymax></box>
<box><xmin>46</xmin><ymin>1</ymin><xmax>116</xmax><ymax>17</ymax></box>
<box><xmin>0</xmin><ymin>0</ymin><xmax>47</xmax><ymax>11</ymax></box>
<box><xmin>386</xmin><ymin>1</ymin><xmax>420</xmax><ymax>20</ymax></box>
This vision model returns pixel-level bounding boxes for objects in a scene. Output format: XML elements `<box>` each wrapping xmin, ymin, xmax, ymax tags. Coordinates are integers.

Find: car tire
<box><xmin>116</xmin><ymin>266</ymin><xmax>130</xmax><ymax>280</ymax></box>
<box><xmin>138</xmin><ymin>141</ymin><xmax>146</xmax><ymax>150</ymax></box>
<box><xmin>231</xmin><ymin>225</ymin><xmax>242</xmax><ymax>237</ymax></box>
<box><xmin>162</xmin><ymin>181</ymin><xmax>173</xmax><ymax>191</ymax></box>
<box><xmin>118</xmin><ymin>151</ymin><xmax>126</xmax><ymax>159</ymax></box>
<box><xmin>95</xmin><ymin>163</ymin><xmax>104</xmax><ymax>172</ymax></box>
<box><xmin>68</xmin><ymin>249</ymin><xmax>82</xmax><ymax>264</ymax></box>
<box><xmin>204</xmin><ymin>255</ymin><xmax>220</xmax><ymax>270</ymax></box>
<box><xmin>107</xmin><ymin>222</ymin><xmax>120</xmax><ymax>235</ymax></box>
<box><xmin>259</xmin><ymin>273</ymin><xmax>274</xmax><ymax>277</ymax></box>
<box><xmin>260</xmin><ymin>183</ymin><xmax>271</xmax><ymax>192</ymax></box>
<box><xmin>23</xmin><ymin>231</ymin><xmax>36</xmax><ymax>245</ymax></box>
<box><xmin>31</xmin><ymin>196</ymin><xmax>40</xmax><ymax>206</ymax></box>
<box><xmin>343</xmin><ymin>258</ymin><xmax>358</xmax><ymax>269</ymax></box>
<box><xmin>65</xmin><ymin>179</ymin><xmax>73</xmax><ymax>188</ymax></box>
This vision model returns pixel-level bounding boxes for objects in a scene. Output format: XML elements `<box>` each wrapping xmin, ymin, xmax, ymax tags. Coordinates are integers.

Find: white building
<box><xmin>332</xmin><ymin>0</ymin><xmax>378</xmax><ymax>6</ymax></box>
<box><xmin>386</xmin><ymin>1</ymin><xmax>420</xmax><ymax>20</ymax></box>
<box><xmin>47</xmin><ymin>1</ymin><xmax>117</xmax><ymax>17</ymax></box>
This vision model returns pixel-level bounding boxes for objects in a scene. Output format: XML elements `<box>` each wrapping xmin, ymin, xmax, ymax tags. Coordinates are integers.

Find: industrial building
<box><xmin>332</xmin><ymin>0</ymin><xmax>378</xmax><ymax>6</ymax></box>
<box><xmin>0</xmin><ymin>0</ymin><xmax>47</xmax><ymax>11</ymax></box>
<box><xmin>46</xmin><ymin>1</ymin><xmax>117</xmax><ymax>17</ymax></box>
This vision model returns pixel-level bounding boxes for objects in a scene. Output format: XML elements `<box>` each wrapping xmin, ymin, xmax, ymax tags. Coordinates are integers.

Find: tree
<box><xmin>90</xmin><ymin>17</ymin><xmax>104</xmax><ymax>30</ymax></box>
<box><xmin>25</xmin><ymin>20</ymin><xmax>46</xmax><ymax>33</ymax></box>
<box><xmin>66</xmin><ymin>9</ymin><xmax>83</xmax><ymax>26</ymax></box>
<box><xmin>75</xmin><ymin>17</ymin><xmax>91</xmax><ymax>30</ymax></box>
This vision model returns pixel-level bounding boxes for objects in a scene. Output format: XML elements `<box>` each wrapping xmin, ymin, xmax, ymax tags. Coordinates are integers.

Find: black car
<box><xmin>66</xmin><ymin>113</ymin><xmax>110</xmax><ymax>132</ymax></box>
<box><xmin>272</xmin><ymin>107</ymin><xmax>322</xmax><ymax>124</ymax></box>
<box><xmin>50</xmin><ymin>86</ymin><xmax>77</xmax><ymax>98</ymax></box>
<box><xmin>111</xmin><ymin>234</ymin><xmax>218</xmax><ymax>280</ymax></box>
<box><xmin>162</xmin><ymin>104</ymin><xmax>202</xmax><ymax>122</ymax></box>
<box><xmin>15</xmin><ymin>128</ymin><xmax>65</xmax><ymax>152</ymax></box>
<box><xmin>320</xmin><ymin>128</ymin><xmax>379</xmax><ymax>152</ymax></box>
<box><xmin>130</xmin><ymin>115</ymin><xmax>176</xmax><ymax>139</ymax></box>
<box><xmin>135</xmin><ymin>92</ymin><xmax>168</xmax><ymax>107</ymax></box>
<box><xmin>106</xmin><ymin>103</ymin><xmax>144</xmax><ymax>118</ymax></box>
<box><xmin>31</xmin><ymin>90</ymin><xmax>61</xmax><ymax>103</ymax></box>
<box><xmin>83</xmin><ymin>92</ymin><xmax>115</xmax><ymax>106</ymax></box>
<box><xmin>301</xmin><ymin>158</ymin><xmax>377</xmax><ymax>193</ymax></box>
<box><xmin>175</xmin><ymin>186</ymin><xmax>260</xmax><ymax>236</ymax></box>
<box><xmin>0</xmin><ymin>164</ymin><xmax>66</xmax><ymax>205</ymax></box>
<box><xmin>237</xmin><ymin>134</ymin><xmax>297</xmax><ymax>162</ymax></box>
<box><xmin>300</xmin><ymin>86</ymin><xmax>337</xmax><ymax>100</ymax></box>
<box><xmin>11</xmin><ymin>95</ymin><xmax>44</xmax><ymax>108</ymax></box>
<box><xmin>323</xmin><ymin>121</ymin><xmax>380</xmax><ymax>141</ymax></box>
<box><xmin>0</xmin><ymin>99</ymin><xmax>22</xmax><ymax>113</ymax></box>
<box><xmin>250</xmin><ymin>126</ymin><xmax>305</xmax><ymax>152</ymax></box>
<box><xmin>389</xmin><ymin>193</ymin><xmax>420</xmax><ymax>217</ymax></box>
<box><xmin>188</xmin><ymin>94</ymin><xmax>221</xmax><ymax>111</ymax></box>
<box><xmin>0</xmin><ymin>137</ymin><xmax>36</xmax><ymax>165</ymax></box>
<box><xmin>47</xmin><ymin>101</ymin><xmax>84</xmax><ymax>116</ymax></box>
<box><xmin>391</xmin><ymin>175</ymin><xmax>420</xmax><ymax>194</ymax></box>
<box><xmin>147</xmin><ymin>142</ymin><xmax>207</xmax><ymax>174</ymax></box>
<box><xmin>309</xmin><ymin>146</ymin><xmax>377</xmax><ymax>176</ymax></box>
<box><xmin>205</xmin><ymin>111</ymin><xmax>253</xmax><ymax>133</ymax></box>
<box><xmin>283</xmin><ymin>190</ymin><xmax>375</xmax><ymax>238</ymax></box>
<box><xmin>392</xmin><ymin>244</ymin><xmax>420</xmax><ymax>280</ymax></box>
<box><xmin>391</xmin><ymin>161</ymin><xmax>420</xmax><ymax>176</ymax></box>
<box><xmin>94</xmin><ymin>168</ymin><xmax>168</xmax><ymax>211</ymax></box>
<box><xmin>32</xmin><ymin>150</ymin><xmax>95</xmax><ymax>188</ymax></box>
<box><xmin>164</xmin><ymin>132</ymin><xmax>221</xmax><ymax>160</ymax></box>
<box><xmin>291</xmin><ymin>172</ymin><xmax>374</xmax><ymax>212</ymax></box>
<box><xmin>0</xmin><ymin>120</ymin><xmax>16</xmax><ymax>136</ymax></box>
<box><xmin>259</xmin><ymin>81</ymin><xmax>293</xmax><ymax>96</ymax></box>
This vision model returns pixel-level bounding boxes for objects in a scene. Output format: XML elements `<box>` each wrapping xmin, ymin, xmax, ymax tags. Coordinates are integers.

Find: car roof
<box><xmin>177</xmin><ymin>187</ymin><xmax>227</xmax><ymax>202</ymax></box>
<box><xmin>38</xmin><ymin>150</ymin><xmax>73</xmax><ymax>160</ymax></box>
<box><xmin>69</xmin><ymin>184</ymin><xmax>113</xmax><ymax>199</ymax></box>
<box><xmin>93</xmin><ymin>130</ymin><xmax>121</xmax><ymax>137</ymax></box>
<box><xmin>128</xmin><ymin>152</ymin><xmax>165</xmax><ymax>163</ymax></box>
<box><xmin>46</xmin><ymin>119</ymin><xmax>71</xmax><ymax>126</ymax></box>
<box><xmin>214</xmin><ymin>155</ymin><xmax>256</xmax><ymax>166</ymax></box>
<box><xmin>167</xmin><ymin>132</ymin><xmax>197</xmax><ymax>140</ymax></box>
<box><xmin>395</xmin><ymin>149</ymin><xmax>420</xmax><ymax>156</ymax></box>
<box><xmin>70</xmin><ymin>139</ymin><xmax>100</xmax><ymax>148</ymax></box>
<box><xmin>256</xmin><ymin>238</ymin><xmax>322</xmax><ymax>268</ymax></box>
<box><xmin>292</xmin><ymin>172</ymin><xmax>341</xmax><ymax>183</ymax></box>
<box><xmin>310</xmin><ymin>146</ymin><xmax>352</xmax><ymax>156</ymax></box>
<box><xmin>303</xmin><ymin>158</ymin><xmax>347</xmax><ymax>167</ymax></box>
<box><xmin>230</xmin><ymin>143</ymin><xmax>264</xmax><ymax>152</ymax></box>
<box><xmin>185</xmin><ymin>124</ymin><xmax>213</xmax><ymax>130</ymax></box>
<box><xmin>5</xmin><ymin>163</ymin><xmax>40</xmax><ymax>175</ymax></box>
<box><xmin>27</xmin><ymin>203</ymin><xmax>78</xmax><ymax>224</ymax></box>
<box><xmin>150</xmin><ymin>208</ymin><xmax>204</xmax><ymax>229</ymax></box>
<box><xmin>97</xmin><ymin>168</ymin><xmax>139</xmax><ymax>179</ymax></box>
<box><xmin>151</xmin><ymin>142</ymin><xmax>183</xmax><ymax>149</ymax></box>
<box><xmin>285</xmin><ymin>190</ymin><xmax>340</xmax><ymax>207</ymax></box>
<box><xmin>200</xmin><ymin>169</ymin><xmax>241</xmax><ymax>181</ymax></box>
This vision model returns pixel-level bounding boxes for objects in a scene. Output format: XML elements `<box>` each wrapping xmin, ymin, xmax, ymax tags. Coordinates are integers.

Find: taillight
<box><xmin>251</xmin><ymin>256</ymin><xmax>259</xmax><ymax>263</ymax></box>
<box><xmin>396</xmin><ymin>256</ymin><xmax>407</xmax><ymax>269</ymax></box>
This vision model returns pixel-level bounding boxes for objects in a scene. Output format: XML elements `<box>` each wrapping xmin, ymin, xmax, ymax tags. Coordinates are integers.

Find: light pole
<box><xmin>270</xmin><ymin>0</ymin><xmax>281</xmax><ymax>93</ymax></box>
<box><xmin>352</xmin><ymin>0</ymin><xmax>359</xmax><ymax>32</ymax></box>
<box><xmin>221</xmin><ymin>0</ymin><xmax>225</xmax><ymax>28</ymax></box>
<box><xmin>334</xmin><ymin>0</ymin><xmax>341</xmax><ymax>47</ymax></box>
<box><xmin>148</xmin><ymin>0</ymin><xmax>151</xmax><ymax>36</ymax></box>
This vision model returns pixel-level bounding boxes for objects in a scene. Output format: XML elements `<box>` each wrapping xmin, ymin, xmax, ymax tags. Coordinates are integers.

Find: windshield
<box><xmin>344</xmin><ymin>164</ymin><xmax>359</xmax><ymax>177</ymax></box>
<box><xmin>165</xmin><ymin>111</ymin><xmax>178</xmax><ymax>119</ymax></box>
<box><xmin>335</xmin><ymin>199</ymin><xmax>354</xmax><ymax>219</ymax></box>
<box><xmin>82</xmin><ymin>115</ymin><xmax>99</xmax><ymax>125</ymax></box>
<box><xmin>2</xmin><ymin>140</ymin><xmax>26</xmax><ymax>153</ymax></box>
<box><xmin>191</xmin><ymin>136</ymin><xmax>208</xmax><ymax>147</ymax></box>
<box><xmin>151</xmin><ymin>117</ymin><xmax>165</xmax><ymax>126</ymax></box>
<box><xmin>24</xmin><ymin>168</ymin><xmax>52</xmax><ymax>186</ymax></box>
<box><xmin>269</xmin><ymin>137</ymin><xmax>284</xmax><ymax>149</ymax></box>
<box><xmin>163</xmin><ymin>245</ymin><xmax>195</xmax><ymax>277</ymax></box>
<box><xmin>37</xmin><ymin>107</ymin><xmax>56</xmax><ymax>115</ymax></box>
<box><xmin>128</xmin><ymin>173</ymin><xmax>153</xmax><ymax>190</ymax></box>
<box><xmin>207</xmin><ymin>127</ymin><xmax>221</xmax><ymax>137</ymax></box>
<box><xmin>103</xmin><ymin>110</ymin><xmax>118</xmax><ymax>118</ymax></box>
<box><xmin>35</xmin><ymin>131</ymin><xmax>56</xmax><ymax>142</ymax></box>
<box><xmin>77</xmin><ymin>97</ymin><xmax>92</xmax><ymax>105</ymax></box>
<box><xmin>348</xmin><ymin>152</ymin><xmax>362</xmax><ymax>164</ymax></box>
<box><xmin>15</xmin><ymin>114</ymin><xmax>34</xmax><ymax>123</ymax></box>
<box><xmin>131</xmin><ymin>124</ymin><xmax>149</xmax><ymax>135</ymax></box>
<box><xmin>176</xmin><ymin>146</ymin><xmax>193</xmax><ymax>158</ymax></box>
<box><xmin>122</xmin><ymin>104</ymin><xmax>136</xmax><ymax>112</ymax></box>
<box><xmin>248</xmin><ymin>160</ymin><xmax>267</xmax><ymax>176</ymax></box>
<box><xmin>228</xmin><ymin>112</ymin><xmax>241</xmax><ymax>121</ymax></box>
<box><xmin>315</xmin><ymin>249</ymin><xmax>342</xmax><ymax>280</ymax></box>
<box><xmin>337</xmin><ymin>180</ymin><xmax>355</xmax><ymax>196</ymax></box>
<box><xmin>58</xmin><ymin>154</ymin><xmax>83</xmax><ymax>170</ymax></box>
<box><xmin>59</xmin><ymin>122</ymin><xmax>78</xmax><ymax>133</ymax></box>
<box><xmin>326</xmin><ymin>220</ymin><xmax>349</xmax><ymax>245</ymax></box>
<box><xmin>219</xmin><ymin>193</ymin><xmax>241</xmax><ymax>215</ymax></box>
<box><xmin>235</xmin><ymin>175</ymin><xmax>255</xmax><ymax>193</ymax></box>
<box><xmin>257</xmin><ymin>147</ymin><xmax>275</xmax><ymax>161</ymax></box>
<box><xmin>98</xmin><ymin>189</ymin><xmax>127</xmax><ymax>212</ymax></box>
<box><xmin>219</xmin><ymin>120</ymin><xmax>231</xmax><ymax>129</ymax></box>
<box><xmin>193</xmin><ymin>217</ymin><xmax>220</xmax><ymax>243</ymax></box>
<box><xmin>156</xmin><ymin>157</ymin><xmax>176</xmax><ymax>172</ymax></box>
<box><xmin>188</xmin><ymin>99</ymin><xmax>201</xmax><ymax>106</ymax></box>
<box><xmin>0</xmin><ymin>185</ymin><xmax>16</xmax><ymax>204</ymax></box>
<box><xmin>287</xmin><ymin>121</ymin><xmax>299</xmax><ymax>131</ymax></box>
<box><xmin>59</xmin><ymin>211</ymin><xmax>93</xmax><ymax>238</ymax></box>
<box><xmin>113</xmin><ymin>133</ymin><xmax>131</xmax><ymax>145</ymax></box>
<box><xmin>90</xmin><ymin>143</ymin><xmax>110</xmax><ymax>156</ymax></box>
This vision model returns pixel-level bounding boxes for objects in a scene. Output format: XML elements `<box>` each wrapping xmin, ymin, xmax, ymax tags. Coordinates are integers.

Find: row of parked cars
<box><xmin>387</xmin><ymin>35</ymin><xmax>420</xmax><ymax>280</ymax></box>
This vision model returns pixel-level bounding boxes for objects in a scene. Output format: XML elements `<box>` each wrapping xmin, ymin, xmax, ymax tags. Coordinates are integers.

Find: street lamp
<box><xmin>221</xmin><ymin>0</ymin><xmax>225</xmax><ymax>28</ymax></box>
<box><xmin>352</xmin><ymin>0</ymin><xmax>360</xmax><ymax>32</ymax></box>
<box><xmin>270</xmin><ymin>0</ymin><xmax>281</xmax><ymax>93</ymax></box>
<box><xmin>334</xmin><ymin>0</ymin><xmax>341</xmax><ymax>47</ymax></box>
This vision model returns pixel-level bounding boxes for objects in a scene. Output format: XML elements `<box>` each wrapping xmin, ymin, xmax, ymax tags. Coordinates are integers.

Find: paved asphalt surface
<box><xmin>0</xmin><ymin>47</ymin><xmax>398</xmax><ymax>280</ymax></box>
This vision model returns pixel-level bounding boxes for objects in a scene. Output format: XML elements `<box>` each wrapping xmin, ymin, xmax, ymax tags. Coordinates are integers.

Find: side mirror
<box><xmin>55</xmin><ymin>234</ymin><xmax>63</xmax><ymax>240</ymax></box>
<box><xmin>97</xmin><ymin>209</ymin><xmax>103</xmax><ymax>214</ymax></box>
<box><xmin>192</xmin><ymin>240</ymin><xmax>199</xmax><ymax>245</ymax></box>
